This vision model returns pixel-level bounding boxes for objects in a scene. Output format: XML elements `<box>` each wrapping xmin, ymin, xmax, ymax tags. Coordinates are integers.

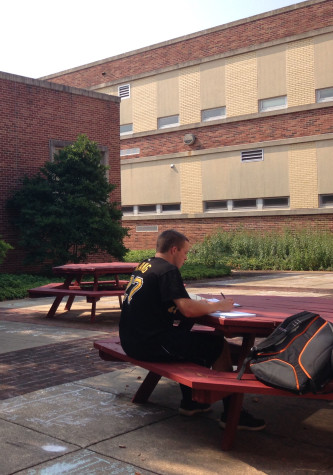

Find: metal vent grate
<box><xmin>136</xmin><ymin>225</ymin><xmax>159</xmax><ymax>232</ymax></box>
<box><xmin>118</xmin><ymin>84</ymin><xmax>130</xmax><ymax>99</ymax></box>
<box><xmin>241</xmin><ymin>149</ymin><xmax>263</xmax><ymax>162</ymax></box>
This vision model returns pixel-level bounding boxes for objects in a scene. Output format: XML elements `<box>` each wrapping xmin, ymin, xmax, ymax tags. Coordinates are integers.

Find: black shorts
<box><xmin>124</xmin><ymin>327</ymin><xmax>224</xmax><ymax>368</ymax></box>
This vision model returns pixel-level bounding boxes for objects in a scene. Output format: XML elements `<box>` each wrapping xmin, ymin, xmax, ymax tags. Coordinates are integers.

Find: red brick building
<box><xmin>0</xmin><ymin>72</ymin><xmax>120</xmax><ymax>272</ymax></box>
<box><xmin>44</xmin><ymin>0</ymin><xmax>333</xmax><ymax>250</ymax></box>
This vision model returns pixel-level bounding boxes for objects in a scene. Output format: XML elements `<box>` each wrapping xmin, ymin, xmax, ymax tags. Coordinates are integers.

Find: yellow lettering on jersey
<box><xmin>136</xmin><ymin>262</ymin><xmax>151</xmax><ymax>274</ymax></box>
<box><xmin>124</xmin><ymin>276</ymin><xmax>143</xmax><ymax>304</ymax></box>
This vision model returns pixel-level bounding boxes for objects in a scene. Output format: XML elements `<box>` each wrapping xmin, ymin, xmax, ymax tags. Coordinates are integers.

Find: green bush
<box><xmin>124</xmin><ymin>247</ymin><xmax>232</xmax><ymax>280</ymax></box>
<box><xmin>0</xmin><ymin>237</ymin><xmax>13</xmax><ymax>265</ymax></box>
<box><xmin>191</xmin><ymin>228</ymin><xmax>333</xmax><ymax>271</ymax></box>
<box><xmin>0</xmin><ymin>274</ymin><xmax>54</xmax><ymax>301</ymax></box>
<box><xmin>124</xmin><ymin>249</ymin><xmax>155</xmax><ymax>262</ymax></box>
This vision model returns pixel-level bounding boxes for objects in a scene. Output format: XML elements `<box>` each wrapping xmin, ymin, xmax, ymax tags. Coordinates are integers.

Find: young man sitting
<box><xmin>119</xmin><ymin>229</ymin><xmax>265</xmax><ymax>430</ymax></box>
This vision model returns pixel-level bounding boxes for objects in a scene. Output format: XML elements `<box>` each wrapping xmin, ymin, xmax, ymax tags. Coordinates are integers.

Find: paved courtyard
<box><xmin>0</xmin><ymin>271</ymin><xmax>332</xmax><ymax>474</ymax></box>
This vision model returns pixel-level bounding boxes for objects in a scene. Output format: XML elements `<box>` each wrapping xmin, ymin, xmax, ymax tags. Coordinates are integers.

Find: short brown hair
<box><xmin>156</xmin><ymin>229</ymin><xmax>189</xmax><ymax>253</ymax></box>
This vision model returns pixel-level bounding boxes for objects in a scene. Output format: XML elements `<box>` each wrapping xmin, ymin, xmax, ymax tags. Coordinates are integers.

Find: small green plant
<box><xmin>0</xmin><ymin>274</ymin><xmax>54</xmax><ymax>301</ymax></box>
<box><xmin>124</xmin><ymin>249</ymin><xmax>155</xmax><ymax>262</ymax></box>
<box><xmin>0</xmin><ymin>237</ymin><xmax>13</xmax><ymax>265</ymax></box>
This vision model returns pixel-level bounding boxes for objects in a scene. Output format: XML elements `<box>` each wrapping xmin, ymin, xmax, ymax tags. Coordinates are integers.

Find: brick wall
<box><xmin>0</xmin><ymin>73</ymin><xmax>120</xmax><ymax>273</ymax></box>
<box><xmin>123</xmin><ymin>213</ymin><xmax>333</xmax><ymax>250</ymax></box>
<box><xmin>120</xmin><ymin>105</ymin><xmax>333</xmax><ymax>158</ymax></box>
<box><xmin>46</xmin><ymin>1</ymin><xmax>332</xmax><ymax>89</ymax></box>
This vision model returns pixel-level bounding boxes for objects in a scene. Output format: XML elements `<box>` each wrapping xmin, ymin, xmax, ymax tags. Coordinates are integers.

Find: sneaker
<box><xmin>219</xmin><ymin>409</ymin><xmax>266</xmax><ymax>431</ymax></box>
<box><xmin>179</xmin><ymin>400</ymin><xmax>211</xmax><ymax>416</ymax></box>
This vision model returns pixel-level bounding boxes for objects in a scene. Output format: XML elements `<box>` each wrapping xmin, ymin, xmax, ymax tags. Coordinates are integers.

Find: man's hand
<box><xmin>174</xmin><ymin>296</ymin><xmax>234</xmax><ymax>318</ymax></box>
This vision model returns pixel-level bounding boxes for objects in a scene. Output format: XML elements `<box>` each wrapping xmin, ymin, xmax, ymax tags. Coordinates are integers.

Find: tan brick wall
<box><xmin>225</xmin><ymin>52</ymin><xmax>257</xmax><ymax>117</ymax></box>
<box><xmin>289</xmin><ymin>143</ymin><xmax>318</xmax><ymax>209</ymax></box>
<box><xmin>287</xmin><ymin>38</ymin><xmax>315</xmax><ymax>107</ymax></box>
<box><xmin>132</xmin><ymin>79</ymin><xmax>157</xmax><ymax>133</ymax></box>
<box><xmin>179</xmin><ymin>66</ymin><xmax>201</xmax><ymax>125</ymax></box>
<box><xmin>180</xmin><ymin>157</ymin><xmax>203</xmax><ymax>214</ymax></box>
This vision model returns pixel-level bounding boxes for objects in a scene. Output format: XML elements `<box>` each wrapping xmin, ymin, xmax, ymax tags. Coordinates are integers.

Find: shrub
<box><xmin>0</xmin><ymin>274</ymin><xmax>54</xmax><ymax>301</ymax></box>
<box><xmin>0</xmin><ymin>237</ymin><xmax>12</xmax><ymax>265</ymax></box>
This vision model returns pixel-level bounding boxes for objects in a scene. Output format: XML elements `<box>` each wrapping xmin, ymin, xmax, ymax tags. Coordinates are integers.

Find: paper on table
<box><xmin>207</xmin><ymin>298</ymin><xmax>241</xmax><ymax>307</ymax></box>
<box><xmin>209</xmin><ymin>311</ymin><xmax>257</xmax><ymax>318</ymax></box>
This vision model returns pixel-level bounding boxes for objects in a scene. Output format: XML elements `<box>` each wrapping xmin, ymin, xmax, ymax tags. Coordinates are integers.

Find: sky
<box><xmin>1</xmin><ymin>0</ymin><xmax>304</xmax><ymax>79</ymax></box>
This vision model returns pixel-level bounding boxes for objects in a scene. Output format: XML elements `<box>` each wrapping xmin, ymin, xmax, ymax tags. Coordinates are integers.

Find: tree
<box><xmin>8</xmin><ymin>134</ymin><xmax>128</xmax><ymax>266</ymax></box>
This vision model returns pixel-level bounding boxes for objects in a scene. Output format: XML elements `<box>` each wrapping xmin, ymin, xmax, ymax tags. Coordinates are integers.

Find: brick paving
<box><xmin>0</xmin><ymin>334</ymin><xmax>129</xmax><ymax>400</ymax></box>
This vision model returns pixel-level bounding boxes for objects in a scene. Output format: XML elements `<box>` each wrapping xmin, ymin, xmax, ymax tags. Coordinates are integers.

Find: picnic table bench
<box><xmin>94</xmin><ymin>337</ymin><xmax>333</xmax><ymax>451</ymax></box>
<box><xmin>28</xmin><ymin>283</ymin><xmax>126</xmax><ymax>322</ymax></box>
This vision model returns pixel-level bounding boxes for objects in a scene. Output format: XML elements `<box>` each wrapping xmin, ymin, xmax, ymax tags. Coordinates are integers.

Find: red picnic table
<box><xmin>28</xmin><ymin>262</ymin><xmax>138</xmax><ymax>322</ymax></box>
<box><xmin>95</xmin><ymin>292</ymin><xmax>333</xmax><ymax>450</ymax></box>
<box><xmin>198</xmin><ymin>293</ymin><xmax>333</xmax><ymax>367</ymax></box>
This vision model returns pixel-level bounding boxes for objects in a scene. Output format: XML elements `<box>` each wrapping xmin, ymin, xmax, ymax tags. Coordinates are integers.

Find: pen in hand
<box><xmin>220</xmin><ymin>292</ymin><xmax>225</xmax><ymax>299</ymax></box>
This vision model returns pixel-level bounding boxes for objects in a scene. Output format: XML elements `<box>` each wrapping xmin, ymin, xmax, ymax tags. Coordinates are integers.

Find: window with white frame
<box><xmin>316</xmin><ymin>87</ymin><xmax>333</xmax><ymax>103</ymax></box>
<box><xmin>204</xmin><ymin>200</ymin><xmax>228</xmax><ymax>212</ymax></box>
<box><xmin>319</xmin><ymin>194</ymin><xmax>333</xmax><ymax>207</ymax></box>
<box><xmin>157</xmin><ymin>115</ymin><xmax>179</xmax><ymax>129</ymax></box>
<box><xmin>262</xmin><ymin>197</ymin><xmax>289</xmax><ymax>208</ymax></box>
<box><xmin>161</xmin><ymin>203</ymin><xmax>181</xmax><ymax>213</ymax></box>
<box><xmin>233</xmin><ymin>199</ymin><xmax>257</xmax><ymax>209</ymax></box>
<box><xmin>203</xmin><ymin>197</ymin><xmax>289</xmax><ymax>212</ymax></box>
<box><xmin>118</xmin><ymin>84</ymin><xmax>130</xmax><ymax>99</ymax></box>
<box><xmin>120</xmin><ymin>123</ymin><xmax>133</xmax><ymax>135</ymax></box>
<box><xmin>201</xmin><ymin>107</ymin><xmax>226</xmax><ymax>122</ymax></box>
<box><xmin>138</xmin><ymin>205</ymin><xmax>157</xmax><ymax>214</ymax></box>
<box><xmin>121</xmin><ymin>206</ymin><xmax>134</xmax><ymax>215</ymax></box>
<box><xmin>259</xmin><ymin>96</ymin><xmax>287</xmax><ymax>112</ymax></box>
<box><xmin>241</xmin><ymin>149</ymin><xmax>264</xmax><ymax>162</ymax></box>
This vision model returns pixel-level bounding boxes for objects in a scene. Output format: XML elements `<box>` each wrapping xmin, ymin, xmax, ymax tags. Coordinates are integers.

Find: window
<box><xmin>316</xmin><ymin>87</ymin><xmax>333</xmax><ymax>103</ymax></box>
<box><xmin>233</xmin><ymin>199</ymin><xmax>257</xmax><ymax>209</ymax></box>
<box><xmin>157</xmin><ymin>115</ymin><xmax>179</xmax><ymax>129</ymax></box>
<box><xmin>204</xmin><ymin>200</ymin><xmax>228</xmax><ymax>212</ymax></box>
<box><xmin>121</xmin><ymin>206</ymin><xmax>134</xmax><ymax>215</ymax></box>
<box><xmin>118</xmin><ymin>84</ymin><xmax>130</xmax><ymax>99</ymax></box>
<box><xmin>138</xmin><ymin>205</ymin><xmax>157</xmax><ymax>214</ymax></box>
<box><xmin>241</xmin><ymin>149</ymin><xmax>264</xmax><ymax>162</ymax></box>
<box><xmin>49</xmin><ymin>139</ymin><xmax>109</xmax><ymax>167</ymax></box>
<box><xmin>120</xmin><ymin>148</ymin><xmax>140</xmax><ymax>157</ymax></box>
<box><xmin>161</xmin><ymin>203</ymin><xmax>181</xmax><ymax>213</ymax></box>
<box><xmin>120</xmin><ymin>123</ymin><xmax>133</xmax><ymax>135</ymax></box>
<box><xmin>259</xmin><ymin>96</ymin><xmax>287</xmax><ymax>112</ymax></box>
<box><xmin>263</xmin><ymin>197</ymin><xmax>289</xmax><ymax>208</ymax></box>
<box><xmin>319</xmin><ymin>194</ymin><xmax>333</xmax><ymax>207</ymax></box>
<box><xmin>201</xmin><ymin>107</ymin><xmax>226</xmax><ymax>122</ymax></box>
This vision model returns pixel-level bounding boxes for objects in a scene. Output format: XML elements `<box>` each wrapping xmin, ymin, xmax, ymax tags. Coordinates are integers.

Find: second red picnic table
<box><xmin>28</xmin><ymin>262</ymin><xmax>138</xmax><ymax>322</ymax></box>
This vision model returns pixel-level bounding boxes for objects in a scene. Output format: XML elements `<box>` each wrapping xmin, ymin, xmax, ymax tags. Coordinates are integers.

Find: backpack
<box><xmin>238</xmin><ymin>311</ymin><xmax>333</xmax><ymax>394</ymax></box>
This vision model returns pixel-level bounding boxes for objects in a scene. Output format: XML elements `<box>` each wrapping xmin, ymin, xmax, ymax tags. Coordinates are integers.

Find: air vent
<box><xmin>241</xmin><ymin>149</ymin><xmax>263</xmax><ymax>162</ymax></box>
<box><xmin>118</xmin><ymin>84</ymin><xmax>130</xmax><ymax>99</ymax></box>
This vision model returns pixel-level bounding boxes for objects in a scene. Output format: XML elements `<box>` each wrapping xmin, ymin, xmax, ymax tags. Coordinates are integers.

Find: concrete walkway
<box><xmin>0</xmin><ymin>271</ymin><xmax>332</xmax><ymax>474</ymax></box>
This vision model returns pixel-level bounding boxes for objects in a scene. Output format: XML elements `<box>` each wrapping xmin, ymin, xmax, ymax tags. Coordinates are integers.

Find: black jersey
<box><xmin>119</xmin><ymin>257</ymin><xmax>189</xmax><ymax>355</ymax></box>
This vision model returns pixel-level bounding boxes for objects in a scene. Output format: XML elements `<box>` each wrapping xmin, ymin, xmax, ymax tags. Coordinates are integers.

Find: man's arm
<box><xmin>174</xmin><ymin>297</ymin><xmax>234</xmax><ymax>318</ymax></box>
